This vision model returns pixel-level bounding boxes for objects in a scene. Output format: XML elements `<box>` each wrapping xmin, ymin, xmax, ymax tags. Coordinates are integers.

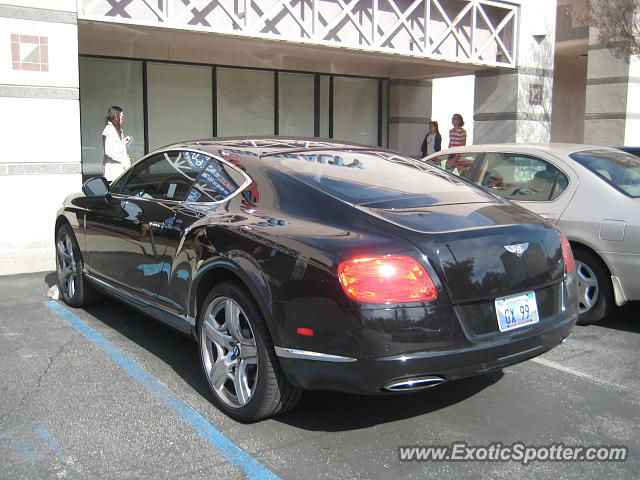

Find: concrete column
<box><xmin>473</xmin><ymin>0</ymin><xmax>557</xmax><ymax>144</ymax></box>
<box><xmin>551</xmin><ymin>54</ymin><xmax>588</xmax><ymax>143</ymax></box>
<box><xmin>389</xmin><ymin>79</ymin><xmax>432</xmax><ymax>158</ymax></box>
<box><xmin>584</xmin><ymin>31</ymin><xmax>640</xmax><ymax>146</ymax></box>
<box><xmin>0</xmin><ymin>1</ymin><xmax>81</xmax><ymax>274</ymax></box>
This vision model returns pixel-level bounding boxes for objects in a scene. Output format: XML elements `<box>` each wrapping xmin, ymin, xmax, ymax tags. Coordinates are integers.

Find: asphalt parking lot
<box><xmin>1</xmin><ymin>272</ymin><xmax>638</xmax><ymax>479</ymax></box>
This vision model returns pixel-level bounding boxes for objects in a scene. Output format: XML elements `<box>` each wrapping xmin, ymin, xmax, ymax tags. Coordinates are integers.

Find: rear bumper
<box><xmin>276</xmin><ymin>311</ymin><xmax>577</xmax><ymax>395</ymax></box>
<box><xmin>598</xmin><ymin>250</ymin><xmax>640</xmax><ymax>305</ymax></box>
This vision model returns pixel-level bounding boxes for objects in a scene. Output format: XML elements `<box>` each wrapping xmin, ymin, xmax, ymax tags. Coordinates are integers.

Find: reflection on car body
<box><xmin>55</xmin><ymin>137</ymin><xmax>578</xmax><ymax>421</ymax></box>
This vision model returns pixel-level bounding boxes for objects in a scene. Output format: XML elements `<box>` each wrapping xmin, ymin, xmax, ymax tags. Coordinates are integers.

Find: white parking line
<box><xmin>531</xmin><ymin>356</ymin><xmax>637</xmax><ymax>399</ymax></box>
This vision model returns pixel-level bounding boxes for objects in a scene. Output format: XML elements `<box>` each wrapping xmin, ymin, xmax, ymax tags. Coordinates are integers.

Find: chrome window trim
<box><xmin>121</xmin><ymin>147</ymin><xmax>253</xmax><ymax>206</ymax></box>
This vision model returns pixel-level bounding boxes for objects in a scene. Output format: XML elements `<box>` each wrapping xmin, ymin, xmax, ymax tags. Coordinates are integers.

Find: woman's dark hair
<box><xmin>452</xmin><ymin>113</ymin><xmax>465</xmax><ymax>127</ymax></box>
<box><xmin>429</xmin><ymin>121</ymin><xmax>440</xmax><ymax>134</ymax></box>
<box><xmin>105</xmin><ymin>106</ymin><xmax>123</xmax><ymax>138</ymax></box>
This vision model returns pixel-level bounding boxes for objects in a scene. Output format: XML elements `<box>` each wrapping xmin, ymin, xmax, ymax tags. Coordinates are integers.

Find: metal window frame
<box><xmin>79</xmin><ymin>54</ymin><xmax>390</xmax><ymax>158</ymax></box>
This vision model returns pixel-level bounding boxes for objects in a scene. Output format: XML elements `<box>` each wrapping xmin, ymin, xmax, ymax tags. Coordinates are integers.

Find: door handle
<box><xmin>148</xmin><ymin>221</ymin><xmax>166</xmax><ymax>232</ymax></box>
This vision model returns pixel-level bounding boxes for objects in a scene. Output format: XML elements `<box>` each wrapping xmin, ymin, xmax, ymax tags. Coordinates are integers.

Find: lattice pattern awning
<box><xmin>79</xmin><ymin>0</ymin><xmax>518</xmax><ymax>67</ymax></box>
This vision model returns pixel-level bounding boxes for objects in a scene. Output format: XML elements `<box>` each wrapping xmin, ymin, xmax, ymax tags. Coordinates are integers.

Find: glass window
<box><xmin>476</xmin><ymin>153</ymin><xmax>568</xmax><ymax>201</ymax></box>
<box><xmin>381</xmin><ymin>79</ymin><xmax>389</xmax><ymax>148</ymax></box>
<box><xmin>319</xmin><ymin>75</ymin><xmax>330</xmax><ymax>138</ymax></box>
<box><xmin>187</xmin><ymin>158</ymin><xmax>248</xmax><ymax>203</ymax></box>
<box><xmin>570</xmin><ymin>149</ymin><xmax>640</xmax><ymax>198</ymax></box>
<box><xmin>118</xmin><ymin>151</ymin><xmax>209</xmax><ymax>200</ymax></box>
<box><xmin>147</xmin><ymin>63</ymin><xmax>213</xmax><ymax>150</ymax></box>
<box><xmin>79</xmin><ymin>58</ymin><xmax>144</xmax><ymax>178</ymax></box>
<box><xmin>278</xmin><ymin>72</ymin><xmax>314</xmax><ymax>137</ymax></box>
<box><xmin>217</xmin><ymin>68</ymin><xmax>275</xmax><ymax>136</ymax></box>
<box><xmin>333</xmin><ymin>77</ymin><xmax>378</xmax><ymax>146</ymax></box>
<box><xmin>424</xmin><ymin>153</ymin><xmax>479</xmax><ymax>178</ymax></box>
<box><xmin>263</xmin><ymin>150</ymin><xmax>466</xmax><ymax>204</ymax></box>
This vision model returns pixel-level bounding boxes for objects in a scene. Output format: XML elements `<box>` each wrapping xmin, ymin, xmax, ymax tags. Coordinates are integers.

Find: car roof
<box><xmin>428</xmin><ymin>143</ymin><xmax>622</xmax><ymax>157</ymax></box>
<box><xmin>157</xmin><ymin>136</ymin><xmax>390</xmax><ymax>157</ymax></box>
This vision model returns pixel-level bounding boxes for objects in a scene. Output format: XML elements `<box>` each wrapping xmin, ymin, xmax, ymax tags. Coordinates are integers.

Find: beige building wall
<box><xmin>0</xmin><ymin>1</ymin><xmax>82</xmax><ymax>274</ymax></box>
<box><xmin>473</xmin><ymin>0</ymin><xmax>557</xmax><ymax>144</ymax></box>
<box><xmin>389</xmin><ymin>80</ymin><xmax>432</xmax><ymax>158</ymax></box>
<box><xmin>552</xmin><ymin>0</ymin><xmax>640</xmax><ymax>147</ymax></box>
<box><xmin>551</xmin><ymin>55</ymin><xmax>587</xmax><ymax>143</ymax></box>
<box><xmin>584</xmin><ymin>39</ymin><xmax>640</xmax><ymax>146</ymax></box>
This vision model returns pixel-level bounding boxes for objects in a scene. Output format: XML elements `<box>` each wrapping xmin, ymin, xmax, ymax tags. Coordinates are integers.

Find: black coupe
<box><xmin>55</xmin><ymin>138</ymin><xmax>578</xmax><ymax>421</ymax></box>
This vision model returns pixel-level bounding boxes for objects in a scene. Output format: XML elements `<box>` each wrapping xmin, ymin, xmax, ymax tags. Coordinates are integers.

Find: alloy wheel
<box><xmin>56</xmin><ymin>231</ymin><xmax>77</xmax><ymax>299</ymax></box>
<box><xmin>200</xmin><ymin>296</ymin><xmax>258</xmax><ymax>408</ymax></box>
<box><xmin>576</xmin><ymin>259</ymin><xmax>599</xmax><ymax>314</ymax></box>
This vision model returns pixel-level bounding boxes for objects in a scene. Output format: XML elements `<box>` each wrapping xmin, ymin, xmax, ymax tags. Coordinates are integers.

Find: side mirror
<box><xmin>83</xmin><ymin>177</ymin><xmax>111</xmax><ymax>198</ymax></box>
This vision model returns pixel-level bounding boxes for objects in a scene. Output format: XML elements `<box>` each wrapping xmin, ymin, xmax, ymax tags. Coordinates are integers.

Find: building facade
<box><xmin>1</xmin><ymin>0</ymin><xmax>560</xmax><ymax>274</ymax></box>
<box><xmin>552</xmin><ymin>0</ymin><xmax>640</xmax><ymax>145</ymax></box>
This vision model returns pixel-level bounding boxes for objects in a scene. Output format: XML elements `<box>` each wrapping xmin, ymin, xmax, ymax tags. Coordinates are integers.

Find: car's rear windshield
<box><xmin>262</xmin><ymin>150</ymin><xmax>471</xmax><ymax>204</ymax></box>
<box><xmin>569</xmin><ymin>149</ymin><xmax>640</xmax><ymax>198</ymax></box>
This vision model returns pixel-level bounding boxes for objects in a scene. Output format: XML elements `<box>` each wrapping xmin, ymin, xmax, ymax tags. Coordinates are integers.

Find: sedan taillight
<box><xmin>560</xmin><ymin>233</ymin><xmax>575</xmax><ymax>274</ymax></box>
<box><xmin>338</xmin><ymin>255</ymin><xmax>437</xmax><ymax>303</ymax></box>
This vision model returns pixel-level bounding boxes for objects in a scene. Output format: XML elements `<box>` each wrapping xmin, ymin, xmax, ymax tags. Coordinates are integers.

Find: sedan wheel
<box><xmin>573</xmin><ymin>248</ymin><xmax>613</xmax><ymax>326</ymax></box>
<box><xmin>55</xmin><ymin>224</ymin><xmax>98</xmax><ymax>307</ymax></box>
<box><xmin>576</xmin><ymin>260</ymin><xmax>599</xmax><ymax>314</ymax></box>
<box><xmin>198</xmin><ymin>281</ymin><xmax>301</xmax><ymax>422</ymax></box>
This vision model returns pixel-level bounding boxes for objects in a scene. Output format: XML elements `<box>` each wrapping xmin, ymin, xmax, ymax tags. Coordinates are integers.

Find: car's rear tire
<box><xmin>574</xmin><ymin>247</ymin><xmax>613</xmax><ymax>325</ymax></box>
<box><xmin>55</xmin><ymin>224</ymin><xmax>100</xmax><ymax>307</ymax></box>
<box><xmin>198</xmin><ymin>281</ymin><xmax>302</xmax><ymax>422</ymax></box>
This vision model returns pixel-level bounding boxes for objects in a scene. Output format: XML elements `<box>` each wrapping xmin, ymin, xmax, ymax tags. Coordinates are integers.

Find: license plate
<box><xmin>495</xmin><ymin>291</ymin><xmax>540</xmax><ymax>332</ymax></box>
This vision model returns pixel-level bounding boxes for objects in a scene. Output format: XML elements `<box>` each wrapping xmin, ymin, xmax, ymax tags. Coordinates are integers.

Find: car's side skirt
<box><xmin>85</xmin><ymin>273</ymin><xmax>193</xmax><ymax>335</ymax></box>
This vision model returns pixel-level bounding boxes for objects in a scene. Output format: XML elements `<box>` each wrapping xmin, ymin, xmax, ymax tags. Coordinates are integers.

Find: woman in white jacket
<box><xmin>102</xmin><ymin>106</ymin><xmax>132</xmax><ymax>181</ymax></box>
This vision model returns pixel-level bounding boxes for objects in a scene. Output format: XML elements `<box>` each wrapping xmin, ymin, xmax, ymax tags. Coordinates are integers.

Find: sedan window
<box><xmin>424</xmin><ymin>153</ymin><xmax>479</xmax><ymax>178</ymax></box>
<box><xmin>570</xmin><ymin>149</ymin><xmax>640</xmax><ymax>198</ymax></box>
<box><xmin>476</xmin><ymin>153</ymin><xmax>568</xmax><ymax>201</ymax></box>
<box><xmin>118</xmin><ymin>151</ymin><xmax>210</xmax><ymax>200</ymax></box>
<box><xmin>186</xmin><ymin>158</ymin><xmax>248</xmax><ymax>203</ymax></box>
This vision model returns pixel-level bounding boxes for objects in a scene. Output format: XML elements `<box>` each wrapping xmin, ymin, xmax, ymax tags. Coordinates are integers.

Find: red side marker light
<box><xmin>297</xmin><ymin>327</ymin><xmax>314</xmax><ymax>336</ymax></box>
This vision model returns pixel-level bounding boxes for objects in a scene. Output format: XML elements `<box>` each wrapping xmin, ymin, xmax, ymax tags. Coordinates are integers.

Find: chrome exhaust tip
<box><xmin>382</xmin><ymin>375</ymin><xmax>445</xmax><ymax>392</ymax></box>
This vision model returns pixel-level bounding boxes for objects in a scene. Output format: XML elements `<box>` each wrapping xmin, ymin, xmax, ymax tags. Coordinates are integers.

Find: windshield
<box><xmin>569</xmin><ymin>149</ymin><xmax>640</xmax><ymax>198</ymax></box>
<box><xmin>261</xmin><ymin>150</ymin><xmax>472</xmax><ymax>205</ymax></box>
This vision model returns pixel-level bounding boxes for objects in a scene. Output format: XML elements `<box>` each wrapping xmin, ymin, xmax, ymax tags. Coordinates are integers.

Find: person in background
<box><xmin>448</xmin><ymin>113</ymin><xmax>467</xmax><ymax>148</ymax></box>
<box><xmin>102</xmin><ymin>105</ymin><xmax>132</xmax><ymax>182</ymax></box>
<box><xmin>420</xmin><ymin>121</ymin><xmax>442</xmax><ymax>158</ymax></box>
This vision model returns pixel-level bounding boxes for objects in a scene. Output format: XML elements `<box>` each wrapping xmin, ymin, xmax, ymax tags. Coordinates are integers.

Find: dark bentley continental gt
<box><xmin>55</xmin><ymin>138</ymin><xmax>578</xmax><ymax>421</ymax></box>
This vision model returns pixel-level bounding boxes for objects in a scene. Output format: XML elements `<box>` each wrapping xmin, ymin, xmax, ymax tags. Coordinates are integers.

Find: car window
<box><xmin>424</xmin><ymin>153</ymin><xmax>479</xmax><ymax>178</ymax></box>
<box><xmin>118</xmin><ymin>151</ymin><xmax>209</xmax><ymax>200</ymax></box>
<box><xmin>186</xmin><ymin>158</ymin><xmax>248</xmax><ymax>203</ymax></box>
<box><xmin>476</xmin><ymin>153</ymin><xmax>568</xmax><ymax>201</ymax></box>
<box><xmin>570</xmin><ymin>149</ymin><xmax>640</xmax><ymax>198</ymax></box>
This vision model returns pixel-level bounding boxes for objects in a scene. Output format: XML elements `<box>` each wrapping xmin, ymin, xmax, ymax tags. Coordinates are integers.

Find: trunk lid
<box><xmin>356</xmin><ymin>198</ymin><xmax>565</xmax><ymax>303</ymax></box>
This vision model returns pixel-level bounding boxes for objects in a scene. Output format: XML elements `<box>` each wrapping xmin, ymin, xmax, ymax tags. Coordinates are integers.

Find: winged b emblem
<box><xmin>504</xmin><ymin>243</ymin><xmax>529</xmax><ymax>257</ymax></box>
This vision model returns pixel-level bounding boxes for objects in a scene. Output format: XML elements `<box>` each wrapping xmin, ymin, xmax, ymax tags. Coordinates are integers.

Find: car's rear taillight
<box><xmin>337</xmin><ymin>255</ymin><xmax>437</xmax><ymax>303</ymax></box>
<box><xmin>560</xmin><ymin>233</ymin><xmax>575</xmax><ymax>274</ymax></box>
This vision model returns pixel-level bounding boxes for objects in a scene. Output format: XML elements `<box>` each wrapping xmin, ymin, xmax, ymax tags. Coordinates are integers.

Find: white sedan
<box><xmin>424</xmin><ymin>143</ymin><xmax>640</xmax><ymax>325</ymax></box>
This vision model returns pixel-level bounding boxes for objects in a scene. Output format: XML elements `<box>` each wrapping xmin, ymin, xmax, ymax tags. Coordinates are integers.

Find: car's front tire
<box><xmin>198</xmin><ymin>281</ymin><xmax>302</xmax><ymax>422</ymax></box>
<box><xmin>55</xmin><ymin>224</ymin><xmax>99</xmax><ymax>307</ymax></box>
<box><xmin>574</xmin><ymin>247</ymin><xmax>613</xmax><ymax>325</ymax></box>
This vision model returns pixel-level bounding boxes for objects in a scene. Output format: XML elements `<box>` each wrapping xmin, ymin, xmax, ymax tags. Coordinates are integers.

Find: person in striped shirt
<box><xmin>448</xmin><ymin>113</ymin><xmax>467</xmax><ymax>148</ymax></box>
